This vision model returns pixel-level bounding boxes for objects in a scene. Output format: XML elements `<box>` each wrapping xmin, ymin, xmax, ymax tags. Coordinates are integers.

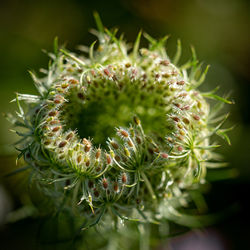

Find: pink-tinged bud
<box><xmin>66</xmin><ymin>132</ymin><xmax>74</xmax><ymax>141</ymax></box>
<box><xmin>127</xmin><ymin>139</ymin><xmax>134</xmax><ymax>147</ymax></box>
<box><xmin>69</xmin><ymin>79</ymin><xmax>79</xmax><ymax>85</ymax></box>
<box><xmin>167</xmin><ymin>137</ymin><xmax>173</xmax><ymax>143</ymax></box>
<box><xmin>61</xmin><ymin>82</ymin><xmax>69</xmax><ymax>89</ymax></box>
<box><xmin>83</xmin><ymin>138</ymin><xmax>91</xmax><ymax>152</ymax></box>
<box><xmin>106</xmin><ymin>154</ymin><xmax>112</xmax><ymax>165</ymax></box>
<box><xmin>172</xmin><ymin>117</ymin><xmax>180</xmax><ymax>122</ymax></box>
<box><xmin>90</xmin><ymin>69</ymin><xmax>96</xmax><ymax>77</ymax></box>
<box><xmin>84</xmin><ymin>144</ymin><xmax>91</xmax><ymax>152</ymax></box>
<box><xmin>162</xmin><ymin>72</ymin><xmax>171</xmax><ymax>78</ymax></box>
<box><xmin>48</xmin><ymin>110</ymin><xmax>58</xmax><ymax>117</ymax></box>
<box><xmin>121</xmin><ymin>173</ymin><xmax>127</xmax><ymax>184</ymax></box>
<box><xmin>52</xmin><ymin>126</ymin><xmax>61</xmax><ymax>132</ymax></box>
<box><xmin>160</xmin><ymin>60</ymin><xmax>170</xmax><ymax>66</ymax></box>
<box><xmin>104</xmin><ymin>68</ymin><xmax>111</xmax><ymax>77</ymax></box>
<box><xmin>178</xmin><ymin>92</ymin><xmax>187</xmax><ymax>97</ymax></box>
<box><xmin>183</xmin><ymin>117</ymin><xmax>190</xmax><ymax>124</ymax></box>
<box><xmin>136</xmin><ymin>136</ymin><xmax>142</xmax><ymax>144</ymax></box>
<box><xmin>155</xmin><ymin>73</ymin><xmax>160</xmax><ymax>79</ymax></box>
<box><xmin>54</xmin><ymin>99</ymin><xmax>61</xmax><ymax>104</ymax></box>
<box><xmin>102</xmin><ymin>178</ymin><xmax>108</xmax><ymax>189</ymax></box>
<box><xmin>113</xmin><ymin>182</ymin><xmax>119</xmax><ymax>192</ymax></box>
<box><xmin>161</xmin><ymin>153</ymin><xmax>168</xmax><ymax>159</ymax></box>
<box><xmin>131</xmin><ymin>68</ymin><xmax>137</xmax><ymax>78</ymax></box>
<box><xmin>192</xmin><ymin>114</ymin><xmax>200</xmax><ymax>121</ymax></box>
<box><xmin>110</xmin><ymin>141</ymin><xmax>119</xmax><ymax>149</ymax></box>
<box><xmin>54</xmin><ymin>95</ymin><xmax>64</xmax><ymax>104</ymax></box>
<box><xmin>85</xmin><ymin>160</ymin><xmax>90</xmax><ymax>167</ymax></box>
<box><xmin>77</xmin><ymin>155</ymin><xmax>82</xmax><ymax>163</ymax></box>
<box><xmin>50</xmin><ymin>120</ymin><xmax>60</xmax><ymax>125</ymax></box>
<box><xmin>95</xmin><ymin>149</ymin><xmax>101</xmax><ymax>159</ymax></box>
<box><xmin>182</xmin><ymin>105</ymin><xmax>190</xmax><ymax>110</ymax></box>
<box><xmin>177</xmin><ymin>80</ymin><xmax>185</xmax><ymax>86</ymax></box>
<box><xmin>177</xmin><ymin>146</ymin><xmax>183</xmax><ymax>151</ymax></box>
<box><xmin>119</xmin><ymin>129</ymin><xmax>129</xmax><ymax>138</ymax></box>
<box><xmin>115</xmin><ymin>155</ymin><xmax>121</xmax><ymax>162</ymax></box>
<box><xmin>59</xmin><ymin>141</ymin><xmax>67</xmax><ymax>148</ymax></box>
<box><xmin>125</xmin><ymin>62</ymin><xmax>131</xmax><ymax>68</ymax></box>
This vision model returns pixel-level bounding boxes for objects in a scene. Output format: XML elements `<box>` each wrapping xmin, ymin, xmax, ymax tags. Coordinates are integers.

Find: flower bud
<box><xmin>102</xmin><ymin>178</ymin><xmax>108</xmax><ymax>189</ymax></box>
<box><xmin>59</xmin><ymin>141</ymin><xmax>67</xmax><ymax>148</ymax></box>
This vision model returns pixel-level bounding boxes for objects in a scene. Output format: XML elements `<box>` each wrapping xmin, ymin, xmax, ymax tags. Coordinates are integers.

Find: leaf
<box><xmin>143</xmin><ymin>32</ymin><xmax>169</xmax><ymax>51</ymax></box>
<box><xmin>4</xmin><ymin>166</ymin><xmax>31</xmax><ymax>177</ymax></box>
<box><xmin>89</xmin><ymin>40</ymin><xmax>97</xmax><ymax>62</ymax></box>
<box><xmin>216</xmin><ymin>129</ymin><xmax>232</xmax><ymax>145</ymax></box>
<box><xmin>104</xmin><ymin>28</ymin><xmax>123</xmax><ymax>55</ymax></box>
<box><xmin>173</xmin><ymin>39</ymin><xmax>181</xmax><ymax>65</ymax></box>
<box><xmin>3</xmin><ymin>113</ymin><xmax>28</xmax><ymax>128</ymax></box>
<box><xmin>111</xmin><ymin>207</ymin><xmax>140</xmax><ymax>222</ymax></box>
<box><xmin>133</xmin><ymin>30</ymin><xmax>142</xmax><ymax>62</ymax></box>
<box><xmin>192</xmin><ymin>65</ymin><xmax>210</xmax><ymax>89</ymax></box>
<box><xmin>11</xmin><ymin>93</ymin><xmax>40</xmax><ymax>104</ymax></box>
<box><xmin>81</xmin><ymin>207</ymin><xmax>106</xmax><ymax>230</ymax></box>
<box><xmin>205</xmin><ymin>162</ymin><xmax>229</xmax><ymax>168</ymax></box>
<box><xmin>54</xmin><ymin>36</ymin><xmax>58</xmax><ymax>56</ymax></box>
<box><xmin>28</xmin><ymin>70</ymin><xmax>47</xmax><ymax>96</ymax></box>
<box><xmin>195</xmin><ymin>145</ymin><xmax>220</xmax><ymax>150</ymax></box>
<box><xmin>203</xmin><ymin>93</ymin><xmax>234</xmax><ymax>104</ymax></box>
<box><xmin>93</xmin><ymin>11</ymin><xmax>104</xmax><ymax>34</ymax></box>
<box><xmin>60</xmin><ymin>49</ymin><xmax>86</xmax><ymax>67</ymax></box>
<box><xmin>202</xmin><ymin>87</ymin><xmax>234</xmax><ymax>104</ymax></box>
<box><xmin>14</xmin><ymin>93</ymin><xmax>24</xmax><ymax>119</ymax></box>
<box><xmin>189</xmin><ymin>45</ymin><xmax>199</xmax><ymax>80</ymax></box>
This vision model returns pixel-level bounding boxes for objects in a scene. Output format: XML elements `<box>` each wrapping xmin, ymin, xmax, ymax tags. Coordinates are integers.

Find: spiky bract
<box><xmin>7</xmin><ymin>20</ymin><xmax>232</xmax><ymax>230</ymax></box>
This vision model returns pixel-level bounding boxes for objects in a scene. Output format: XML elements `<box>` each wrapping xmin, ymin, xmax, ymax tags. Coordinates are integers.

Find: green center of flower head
<box><xmin>61</xmin><ymin>67</ymin><xmax>169</xmax><ymax>147</ymax></box>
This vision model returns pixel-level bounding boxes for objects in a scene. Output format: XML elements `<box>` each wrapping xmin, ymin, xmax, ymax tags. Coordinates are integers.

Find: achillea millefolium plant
<box><xmin>6</xmin><ymin>13</ymin><xmax>233</xmax><ymax>248</ymax></box>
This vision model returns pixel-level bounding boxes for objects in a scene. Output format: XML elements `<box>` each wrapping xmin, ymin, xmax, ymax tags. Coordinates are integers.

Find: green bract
<box><xmin>8</xmin><ymin>16</ymin><xmax>232</xmax><ymax>230</ymax></box>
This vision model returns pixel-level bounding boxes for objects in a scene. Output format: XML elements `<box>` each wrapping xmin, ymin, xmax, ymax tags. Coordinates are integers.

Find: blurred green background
<box><xmin>0</xmin><ymin>0</ymin><xmax>249</xmax><ymax>249</ymax></box>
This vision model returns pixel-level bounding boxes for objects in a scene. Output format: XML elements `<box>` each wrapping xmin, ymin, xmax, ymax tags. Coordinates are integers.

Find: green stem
<box><xmin>141</xmin><ymin>172</ymin><xmax>157</xmax><ymax>203</ymax></box>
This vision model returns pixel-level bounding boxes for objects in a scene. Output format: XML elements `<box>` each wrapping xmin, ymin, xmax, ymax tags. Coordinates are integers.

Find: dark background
<box><xmin>0</xmin><ymin>0</ymin><xmax>249</xmax><ymax>249</ymax></box>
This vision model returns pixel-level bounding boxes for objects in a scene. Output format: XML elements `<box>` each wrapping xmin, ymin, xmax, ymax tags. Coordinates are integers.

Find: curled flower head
<box><xmin>8</xmin><ymin>14</ymin><xmax>233</xmax><ymax>230</ymax></box>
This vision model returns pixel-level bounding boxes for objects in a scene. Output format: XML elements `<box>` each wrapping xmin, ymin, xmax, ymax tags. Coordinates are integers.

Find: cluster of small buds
<box><xmin>9</xmin><ymin>21</ymin><xmax>231</xmax><ymax>230</ymax></box>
